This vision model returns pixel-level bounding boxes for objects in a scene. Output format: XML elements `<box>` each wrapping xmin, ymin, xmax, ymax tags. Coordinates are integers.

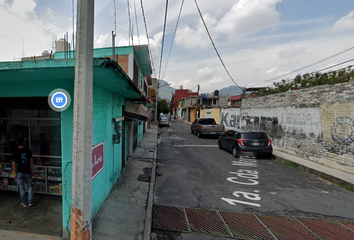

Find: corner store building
<box><xmin>0</xmin><ymin>46</ymin><xmax>153</xmax><ymax>236</ymax></box>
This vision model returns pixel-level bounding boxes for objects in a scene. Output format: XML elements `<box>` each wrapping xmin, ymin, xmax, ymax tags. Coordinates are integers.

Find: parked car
<box><xmin>218</xmin><ymin>130</ymin><xmax>273</xmax><ymax>158</ymax></box>
<box><xmin>158</xmin><ymin>116</ymin><xmax>169</xmax><ymax>127</ymax></box>
<box><xmin>191</xmin><ymin>118</ymin><xmax>225</xmax><ymax>138</ymax></box>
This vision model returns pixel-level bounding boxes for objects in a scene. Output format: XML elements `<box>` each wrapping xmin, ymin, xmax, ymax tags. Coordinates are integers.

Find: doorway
<box><xmin>0</xmin><ymin>97</ymin><xmax>63</xmax><ymax>237</ymax></box>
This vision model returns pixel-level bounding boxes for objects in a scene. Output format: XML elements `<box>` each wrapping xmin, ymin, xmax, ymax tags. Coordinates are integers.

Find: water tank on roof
<box><xmin>214</xmin><ymin>90</ymin><xmax>219</xmax><ymax>96</ymax></box>
<box><xmin>42</xmin><ymin>50</ymin><xmax>50</xmax><ymax>56</ymax></box>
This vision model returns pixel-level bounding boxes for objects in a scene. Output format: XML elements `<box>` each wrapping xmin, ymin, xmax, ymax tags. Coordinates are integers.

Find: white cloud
<box><xmin>278</xmin><ymin>46</ymin><xmax>306</xmax><ymax>58</ymax></box>
<box><xmin>217</xmin><ymin>0</ymin><xmax>282</xmax><ymax>38</ymax></box>
<box><xmin>0</xmin><ymin>0</ymin><xmax>64</xmax><ymax>61</ymax></box>
<box><xmin>95</xmin><ymin>33</ymin><xmax>110</xmax><ymax>48</ymax></box>
<box><xmin>173</xmin><ymin>0</ymin><xmax>281</xmax><ymax>50</ymax></box>
<box><xmin>175</xmin><ymin>23</ymin><xmax>210</xmax><ymax>50</ymax></box>
<box><xmin>197</xmin><ymin>67</ymin><xmax>214</xmax><ymax>78</ymax></box>
<box><xmin>332</xmin><ymin>11</ymin><xmax>354</xmax><ymax>32</ymax></box>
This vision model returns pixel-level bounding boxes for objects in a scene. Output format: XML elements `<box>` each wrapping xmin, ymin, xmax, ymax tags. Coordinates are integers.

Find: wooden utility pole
<box><xmin>71</xmin><ymin>0</ymin><xmax>94</xmax><ymax>239</ymax></box>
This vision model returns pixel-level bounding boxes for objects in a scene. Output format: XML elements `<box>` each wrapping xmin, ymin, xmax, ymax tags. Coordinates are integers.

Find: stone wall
<box><xmin>220</xmin><ymin>82</ymin><xmax>354</xmax><ymax>174</ymax></box>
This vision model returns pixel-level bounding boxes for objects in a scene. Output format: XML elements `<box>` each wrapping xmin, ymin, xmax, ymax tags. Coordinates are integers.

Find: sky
<box><xmin>1</xmin><ymin>0</ymin><xmax>354</xmax><ymax>93</ymax></box>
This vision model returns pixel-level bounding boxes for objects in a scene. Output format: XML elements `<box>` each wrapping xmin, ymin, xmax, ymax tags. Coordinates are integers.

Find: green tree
<box><xmin>256</xmin><ymin>67</ymin><xmax>354</xmax><ymax>97</ymax></box>
<box><xmin>169</xmin><ymin>93</ymin><xmax>174</xmax><ymax>115</ymax></box>
<box><xmin>157</xmin><ymin>99</ymin><xmax>169</xmax><ymax>116</ymax></box>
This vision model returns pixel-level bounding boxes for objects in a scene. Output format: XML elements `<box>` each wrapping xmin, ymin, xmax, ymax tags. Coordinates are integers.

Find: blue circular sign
<box><xmin>51</xmin><ymin>92</ymin><xmax>68</xmax><ymax>109</ymax></box>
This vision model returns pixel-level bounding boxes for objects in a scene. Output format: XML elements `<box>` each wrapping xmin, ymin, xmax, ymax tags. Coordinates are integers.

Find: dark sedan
<box><xmin>218</xmin><ymin>130</ymin><xmax>273</xmax><ymax>158</ymax></box>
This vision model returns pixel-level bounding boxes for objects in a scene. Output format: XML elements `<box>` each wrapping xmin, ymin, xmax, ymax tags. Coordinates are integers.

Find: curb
<box><xmin>143</xmin><ymin>142</ymin><xmax>157</xmax><ymax>240</ymax></box>
<box><xmin>273</xmin><ymin>154</ymin><xmax>354</xmax><ymax>191</ymax></box>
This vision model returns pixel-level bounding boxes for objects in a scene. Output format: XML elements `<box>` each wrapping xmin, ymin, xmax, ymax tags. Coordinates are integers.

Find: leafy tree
<box><xmin>256</xmin><ymin>67</ymin><xmax>354</xmax><ymax>96</ymax></box>
<box><xmin>157</xmin><ymin>99</ymin><xmax>169</xmax><ymax>116</ymax></box>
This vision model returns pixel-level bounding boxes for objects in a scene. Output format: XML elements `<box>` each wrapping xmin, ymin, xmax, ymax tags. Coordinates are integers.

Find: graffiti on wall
<box><xmin>331</xmin><ymin>117</ymin><xmax>354</xmax><ymax>144</ymax></box>
<box><xmin>220</xmin><ymin>112</ymin><xmax>285</xmax><ymax>139</ymax></box>
<box><xmin>221</xmin><ymin>112</ymin><xmax>240</xmax><ymax>128</ymax></box>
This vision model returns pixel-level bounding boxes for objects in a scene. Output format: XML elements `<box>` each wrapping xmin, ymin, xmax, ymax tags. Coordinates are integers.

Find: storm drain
<box><xmin>152</xmin><ymin>205</ymin><xmax>354</xmax><ymax>239</ymax></box>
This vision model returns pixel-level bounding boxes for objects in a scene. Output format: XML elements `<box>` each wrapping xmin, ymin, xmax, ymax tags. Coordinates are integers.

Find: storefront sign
<box><xmin>92</xmin><ymin>141</ymin><xmax>104</xmax><ymax>180</ymax></box>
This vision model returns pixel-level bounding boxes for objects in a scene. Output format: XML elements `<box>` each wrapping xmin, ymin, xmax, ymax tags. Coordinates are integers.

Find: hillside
<box><xmin>218</xmin><ymin>85</ymin><xmax>244</xmax><ymax>96</ymax></box>
<box><xmin>158</xmin><ymin>80</ymin><xmax>175</xmax><ymax>99</ymax></box>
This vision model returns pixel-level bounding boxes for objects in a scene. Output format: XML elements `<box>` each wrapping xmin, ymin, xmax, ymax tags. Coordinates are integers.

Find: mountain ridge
<box><xmin>158</xmin><ymin>80</ymin><xmax>243</xmax><ymax>98</ymax></box>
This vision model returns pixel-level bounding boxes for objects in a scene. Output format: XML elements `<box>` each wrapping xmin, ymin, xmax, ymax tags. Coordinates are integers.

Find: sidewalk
<box><xmin>273</xmin><ymin>149</ymin><xmax>354</xmax><ymax>187</ymax></box>
<box><xmin>92</xmin><ymin>125</ymin><xmax>158</xmax><ymax>240</ymax></box>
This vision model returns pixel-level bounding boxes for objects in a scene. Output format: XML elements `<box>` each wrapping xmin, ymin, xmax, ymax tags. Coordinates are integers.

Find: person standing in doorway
<box><xmin>12</xmin><ymin>137</ymin><xmax>35</xmax><ymax>207</ymax></box>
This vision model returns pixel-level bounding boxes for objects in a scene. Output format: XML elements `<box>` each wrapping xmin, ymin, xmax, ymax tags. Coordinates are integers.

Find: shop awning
<box><xmin>124</xmin><ymin>100</ymin><xmax>152</xmax><ymax>121</ymax></box>
<box><xmin>0</xmin><ymin>58</ymin><xmax>147</xmax><ymax>102</ymax></box>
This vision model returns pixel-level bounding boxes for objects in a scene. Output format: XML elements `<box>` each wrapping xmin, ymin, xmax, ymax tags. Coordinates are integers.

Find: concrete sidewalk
<box><xmin>92</xmin><ymin>125</ymin><xmax>158</xmax><ymax>240</ymax></box>
<box><xmin>273</xmin><ymin>149</ymin><xmax>354</xmax><ymax>186</ymax></box>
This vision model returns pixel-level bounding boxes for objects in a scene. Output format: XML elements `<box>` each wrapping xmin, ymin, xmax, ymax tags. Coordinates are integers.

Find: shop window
<box><xmin>0</xmin><ymin>107</ymin><xmax>61</xmax><ymax>166</ymax></box>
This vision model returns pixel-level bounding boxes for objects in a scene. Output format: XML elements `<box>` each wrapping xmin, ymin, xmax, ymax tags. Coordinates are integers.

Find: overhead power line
<box><xmin>140</xmin><ymin>0</ymin><xmax>157</xmax><ymax>77</ymax></box>
<box><xmin>193</xmin><ymin>0</ymin><xmax>240</xmax><ymax>88</ymax></box>
<box><xmin>263</xmin><ymin>62</ymin><xmax>354</xmax><ymax>88</ymax></box>
<box><xmin>317</xmin><ymin>58</ymin><xmax>354</xmax><ymax>72</ymax></box>
<box><xmin>264</xmin><ymin>45</ymin><xmax>354</xmax><ymax>83</ymax></box>
<box><xmin>127</xmin><ymin>0</ymin><xmax>132</xmax><ymax>45</ymax></box>
<box><xmin>133</xmin><ymin>0</ymin><xmax>140</xmax><ymax>46</ymax></box>
<box><xmin>158</xmin><ymin>0</ymin><xmax>169</xmax><ymax>80</ymax></box>
<box><xmin>162</xmin><ymin>0</ymin><xmax>185</xmax><ymax>80</ymax></box>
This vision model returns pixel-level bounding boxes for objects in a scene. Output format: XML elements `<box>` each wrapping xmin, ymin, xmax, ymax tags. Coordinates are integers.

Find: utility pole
<box><xmin>197</xmin><ymin>84</ymin><xmax>200</xmax><ymax>118</ymax></box>
<box><xmin>155</xmin><ymin>80</ymin><xmax>159</xmax><ymax>123</ymax></box>
<box><xmin>71</xmin><ymin>0</ymin><xmax>94</xmax><ymax>239</ymax></box>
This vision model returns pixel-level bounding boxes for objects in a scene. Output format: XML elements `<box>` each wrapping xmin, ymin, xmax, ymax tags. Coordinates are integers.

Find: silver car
<box><xmin>158</xmin><ymin>117</ymin><xmax>169</xmax><ymax>127</ymax></box>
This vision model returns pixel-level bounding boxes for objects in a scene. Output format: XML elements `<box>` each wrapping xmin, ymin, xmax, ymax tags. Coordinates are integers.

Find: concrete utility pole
<box><xmin>197</xmin><ymin>84</ymin><xmax>200</xmax><ymax>118</ymax></box>
<box><xmin>155</xmin><ymin>81</ymin><xmax>159</xmax><ymax>123</ymax></box>
<box><xmin>71</xmin><ymin>0</ymin><xmax>94</xmax><ymax>239</ymax></box>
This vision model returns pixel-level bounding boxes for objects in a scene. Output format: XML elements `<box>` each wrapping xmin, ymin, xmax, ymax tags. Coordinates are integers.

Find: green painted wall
<box><xmin>91</xmin><ymin>85</ymin><xmax>124</xmax><ymax>217</ymax></box>
<box><xmin>0</xmin><ymin>58</ymin><xmax>147</xmax><ymax>236</ymax></box>
<box><xmin>138</xmin><ymin>121</ymin><xmax>143</xmax><ymax>144</ymax></box>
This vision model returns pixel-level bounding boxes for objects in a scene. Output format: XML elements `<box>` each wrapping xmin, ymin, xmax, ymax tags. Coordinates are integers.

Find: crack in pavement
<box><xmin>130</xmin><ymin>183</ymin><xmax>143</xmax><ymax>205</ymax></box>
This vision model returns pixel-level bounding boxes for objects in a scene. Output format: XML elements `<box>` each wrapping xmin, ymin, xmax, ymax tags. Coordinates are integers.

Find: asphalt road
<box><xmin>154</xmin><ymin>119</ymin><xmax>354</xmax><ymax>220</ymax></box>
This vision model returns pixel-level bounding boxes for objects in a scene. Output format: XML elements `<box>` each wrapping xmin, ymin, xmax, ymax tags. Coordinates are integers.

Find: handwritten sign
<box><xmin>92</xmin><ymin>141</ymin><xmax>104</xmax><ymax>180</ymax></box>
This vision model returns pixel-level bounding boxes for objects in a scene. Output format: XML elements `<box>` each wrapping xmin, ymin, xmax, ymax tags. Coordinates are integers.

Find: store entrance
<box><xmin>0</xmin><ymin>97</ymin><xmax>63</xmax><ymax>237</ymax></box>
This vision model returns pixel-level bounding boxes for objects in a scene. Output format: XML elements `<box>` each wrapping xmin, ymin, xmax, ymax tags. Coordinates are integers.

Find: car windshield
<box><xmin>240</xmin><ymin>133</ymin><xmax>267</xmax><ymax>139</ymax></box>
<box><xmin>198</xmin><ymin>119</ymin><xmax>216</xmax><ymax>124</ymax></box>
<box><xmin>161</xmin><ymin>117</ymin><xmax>168</xmax><ymax>121</ymax></box>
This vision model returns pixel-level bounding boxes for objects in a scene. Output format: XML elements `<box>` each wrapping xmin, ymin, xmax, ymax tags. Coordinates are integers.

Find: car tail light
<box><xmin>237</xmin><ymin>139</ymin><xmax>244</xmax><ymax>146</ymax></box>
<box><xmin>267</xmin><ymin>139</ymin><xmax>272</xmax><ymax>146</ymax></box>
<box><xmin>201</xmin><ymin>126</ymin><xmax>204</xmax><ymax>130</ymax></box>
<box><xmin>223</xmin><ymin>125</ymin><xmax>225</xmax><ymax>131</ymax></box>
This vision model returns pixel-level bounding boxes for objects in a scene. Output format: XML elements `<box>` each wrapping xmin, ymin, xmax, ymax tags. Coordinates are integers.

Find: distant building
<box><xmin>21</xmin><ymin>50</ymin><xmax>53</xmax><ymax>61</ymax></box>
<box><xmin>229</xmin><ymin>95</ymin><xmax>242</xmax><ymax>108</ymax></box>
<box><xmin>173</xmin><ymin>86</ymin><xmax>198</xmax><ymax>115</ymax></box>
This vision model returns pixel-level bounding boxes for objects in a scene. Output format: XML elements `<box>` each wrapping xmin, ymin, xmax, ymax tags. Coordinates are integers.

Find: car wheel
<box><xmin>264</xmin><ymin>153</ymin><xmax>272</xmax><ymax>159</ymax></box>
<box><xmin>232</xmin><ymin>146</ymin><xmax>239</xmax><ymax>158</ymax></box>
<box><xmin>218</xmin><ymin>140</ymin><xmax>222</xmax><ymax>149</ymax></box>
<box><xmin>197</xmin><ymin>131</ymin><xmax>202</xmax><ymax>138</ymax></box>
<box><xmin>191</xmin><ymin>129</ymin><xmax>194</xmax><ymax>134</ymax></box>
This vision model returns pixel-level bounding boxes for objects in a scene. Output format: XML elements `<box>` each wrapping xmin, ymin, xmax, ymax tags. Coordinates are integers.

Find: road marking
<box><xmin>222</xmin><ymin>159</ymin><xmax>262</xmax><ymax>207</ymax></box>
<box><xmin>173</xmin><ymin>145</ymin><xmax>218</xmax><ymax>148</ymax></box>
